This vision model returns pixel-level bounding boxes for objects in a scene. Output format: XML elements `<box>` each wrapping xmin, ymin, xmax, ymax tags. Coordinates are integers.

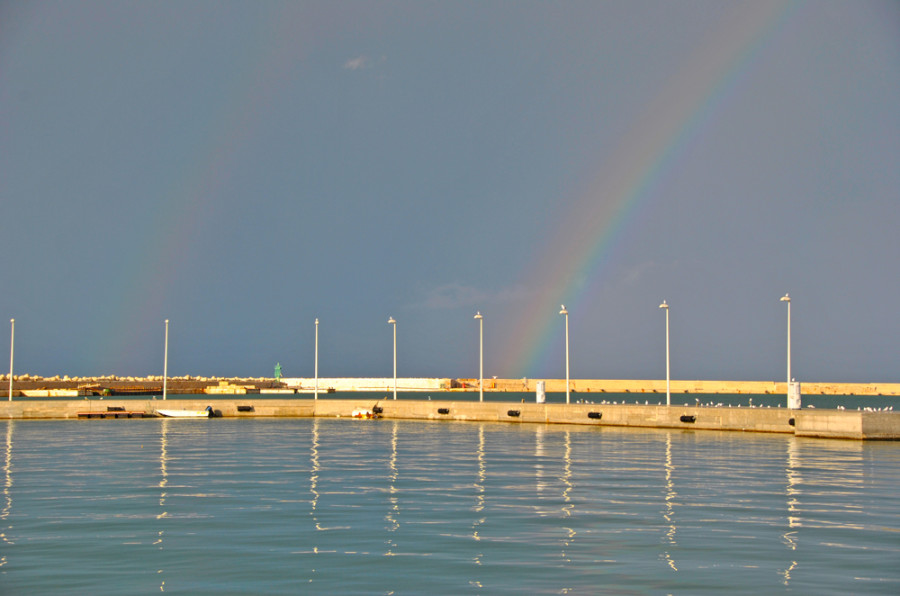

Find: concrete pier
<box><xmin>1</xmin><ymin>399</ymin><xmax>898</xmax><ymax>440</ymax></box>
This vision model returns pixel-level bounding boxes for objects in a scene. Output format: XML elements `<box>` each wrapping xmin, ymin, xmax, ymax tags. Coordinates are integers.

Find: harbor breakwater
<box><xmin>4</xmin><ymin>376</ymin><xmax>900</xmax><ymax>397</ymax></box>
<box><xmin>1</xmin><ymin>398</ymin><xmax>898</xmax><ymax>440</ymax></box>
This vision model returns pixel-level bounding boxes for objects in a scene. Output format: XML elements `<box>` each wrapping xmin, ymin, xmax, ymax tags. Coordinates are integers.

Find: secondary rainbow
<box><xmin>94</xmin><ymin>4</ymin><xmax>315</xmax><ymax>372</ymax></box>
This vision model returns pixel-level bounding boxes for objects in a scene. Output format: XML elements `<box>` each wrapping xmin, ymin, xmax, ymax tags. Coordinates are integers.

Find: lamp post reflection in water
<box><xmin>1</xmin><ymin>421</ymin><xmax>13</xmax><ymax>569</ymax></box>
<box><xmin>385</xmin><ymin>421</ymin><xmax>400</xmax><ymax>554</ymax></box>
<box><xmin>534</xmin><ymin>427</ymin><xmax>575</xmax><ymax>563</ymax></box>
<box><xmin>472</xmin><ymin>425</ymin><xmax>485</xmax><ymax>555</ymax></box>
<box><xmin>782</xmin><ymin>438</ymin><xmax>800</xmax><ymax>586</ymax></box>
<box><xmin>560</xmin><ymin>431</ymin><xmax>574</xmax><ymax>563</ymax></box>
<box><xmin>310</xmin><ymin>418</ymin><xmax>320</xmax><ymax>531</ymax></box>
<box><xmin>157</xmin><ymin>420</ymin><xmax>169</xmax><ymax>520</ymax></box>
<box><xmin>156</xmin><ymin>419</ymin><xmax>169</xmax><ymax>591</ymax></box>
<box><xmin>663</xmin><ymin>432</ymin><xmax>677</xmax><ymax>571</ymax></box>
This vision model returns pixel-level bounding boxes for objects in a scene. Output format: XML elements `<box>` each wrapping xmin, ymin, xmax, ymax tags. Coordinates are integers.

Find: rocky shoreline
<box><xmin>0</xmin><ymin>375</ymin><xmax>284</xmax><ymax>396</ymax></box>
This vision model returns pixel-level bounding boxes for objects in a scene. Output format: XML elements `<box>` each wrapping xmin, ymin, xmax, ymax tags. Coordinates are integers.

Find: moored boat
<box><xmin>157</xmin><ymin>405</ymin><xmax>214</xmax><ymax>418</ymax></box>
<box><xmin>351</xmin><ymin>408</ymin><xmax>381</xmax><ymax>419</ymax></box>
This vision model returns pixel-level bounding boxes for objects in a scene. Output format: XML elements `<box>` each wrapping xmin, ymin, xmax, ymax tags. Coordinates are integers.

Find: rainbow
<box><xmin>501</xmin><ymin>1</ymin><xmax>793</xmax><ymax>377</ymax></box>
<box><xmin>93</xmin><ymin>4</ymin><xmax>314</xmax><ymax>372</ymax></box>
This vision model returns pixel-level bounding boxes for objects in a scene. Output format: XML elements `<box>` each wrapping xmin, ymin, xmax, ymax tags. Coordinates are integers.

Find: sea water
<box><xmin>1</xmin><ymin>417</ymin><xmax>898</xmax><ymax>594</ymax></box>
<box><xmin>273</xmin><ymin>390</ymin><xmax>899</xmax><ymax>411</ymax></box>
<box><xmin>27</xmin><ymin>390</ymin><xmax>899</xmax><ymax>412</ymax></box>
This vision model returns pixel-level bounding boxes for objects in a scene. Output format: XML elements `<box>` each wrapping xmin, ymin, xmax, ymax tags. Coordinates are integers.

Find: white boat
<box><xmin>157</xmin><ymin>406</ymin><xmax>214</xmax><ymax>418</ymax></box>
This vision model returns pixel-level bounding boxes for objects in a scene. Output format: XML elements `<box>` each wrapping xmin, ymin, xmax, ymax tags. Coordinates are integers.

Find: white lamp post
<box><xmin>474</xmin><ymin>312</ymin><xmax>483</xmax><ymax>402</ymax></box>
<box><xmin>163</xmin><ymin>319</ymin><xmax>169</xmax><ymax>400</ymax></box>
<box><xmin>659</xmin><ymin>301</ymin><xmax>670</xmax><ymax>406</ymax></box>
<box><xmin>559</xmin><ymin>305</ymin><xmax>570</xmax><ymax>404</ymax></box>
<box><xmin>8</xmin><ymin>319</ymin><xmax>14</xmax><ymax>402</ymax></box>
<box><xmin>388</xmin><ymin>316</ymin><xmax>397</xmax><ymax>400</ymax></box>
<box><xmin>781</xmin><ymin>293</ymin><xmax>791</xmax><ymax>403</ymax></box>
<box><xmin>314</xmin><ymin>318</ymin><xmax>319</xmax><ymax>401</ymax></box>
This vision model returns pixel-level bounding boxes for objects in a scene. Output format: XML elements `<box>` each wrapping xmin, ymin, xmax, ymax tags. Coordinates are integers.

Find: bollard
<box><xmin>535</xmin><ymin>381</ymin><xmax>546</xmax><ymax>404</ymax></box>
<box><xmin>788</xmin><ymin>380</ymin><xmax>801</xmax><ymax>410</ymax></box>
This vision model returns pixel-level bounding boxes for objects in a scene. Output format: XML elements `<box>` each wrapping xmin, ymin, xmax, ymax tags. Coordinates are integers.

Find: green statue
<box><xmin>274</xmin><ymin>362</ymin><xmax>283</xmax><ymax>381</ymax></box>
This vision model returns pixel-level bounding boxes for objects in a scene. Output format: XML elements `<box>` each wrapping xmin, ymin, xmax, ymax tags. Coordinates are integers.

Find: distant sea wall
<box><xmin>273</xmin><ymin>377</ymin><xmax>900</xmax><ymax>395</ymax></box>
<box><xmin>1</xmin><ymin>376</ymin><xmax>898</xmax><ymax>397</ymax></box>
<box><xmin>280</xmin><ymin>377</ymin><xmax>447</xmax><ymax>392</ymax></box>
<box><xmin>457</xmin><ymin>378</ymin><xmax>900</xmax><ymax>396</ymax></box>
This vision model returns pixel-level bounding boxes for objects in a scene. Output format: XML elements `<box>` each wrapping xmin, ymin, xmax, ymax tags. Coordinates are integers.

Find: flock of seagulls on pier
<box><xmin>570</xmin><ymin>399</ymin><xmax>894</xmax><ymax>412</ymax></box>
<box><xmin>837</xmin><ymin>405</ymin><xmax>893</xmax><ymax>412</ymax></box>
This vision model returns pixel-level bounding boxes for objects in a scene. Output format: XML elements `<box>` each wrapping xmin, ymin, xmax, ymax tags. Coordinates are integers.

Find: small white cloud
<box><xmin>412</xmin><ymin>282</ymin><xmax>529</xmax><ymax>310</ymax></box>
<box><xmin>343</xmin><ymin>55</ymin><xmax>369</xmax><ymax>70</ymax></box>
<box><xmin>623</xmin><ymin>261</ymin><xmax>657</xmax><ymax>286</ymax></box>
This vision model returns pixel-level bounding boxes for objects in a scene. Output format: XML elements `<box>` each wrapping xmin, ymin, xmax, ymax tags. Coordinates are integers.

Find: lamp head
<box><xmin>780</xmin><ymin>294</ymin><xmax>791</xmax><ymax>302</ymax></box>
<box><xmin>559</xmin><ymin>305</ymin><xmax>568</xmax><ymax>315</ymax></box>
<box><xmin>659</xmin><ymin>301</ymin><xmax>668</xmax><ymax>309</ymax></box>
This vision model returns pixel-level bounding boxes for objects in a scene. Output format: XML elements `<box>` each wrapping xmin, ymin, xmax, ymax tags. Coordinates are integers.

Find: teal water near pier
<box><xmin>289</xmin><ymin>391</ymin><xmax>896</xmax><ymax>410</ymax></box>
<box><xmin>37</xmin><ymin>390</ymin><xmax>899</xmax><ymax>411</ymax></box>
<box><xmin>1</xmin><ymin>418</ymin><xmax>898</xmax><ymax>594</ymax></box>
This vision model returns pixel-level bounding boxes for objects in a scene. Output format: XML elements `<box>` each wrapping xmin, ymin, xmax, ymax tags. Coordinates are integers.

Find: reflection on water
<box><xmin>472</xmin><ymin>424</ymin><xmax>485</xmax><ymax>568</ymax></box>
<box><xmin>310</xmin><ymin>416</ymin><xmax>320</xmax><ymax>531</ymax></box>
<box><xmin>385</xmin><ymin>420</ymin><xmax>399</xmax><ymax>552</ymax></box>
<box><xmin>782</xmin><ymin>438</ymin><xmax>799</xmax><ymax>585</ymax></box>
<box><xmin>0</xmin><ymin>421</ymin><xmax>13</xmax><ymax>569</ymax></box>
<box><xmin>155</xmin><ymin>419</ymin><xmax>168</xmax><ymax>591</ymax></box>
<box><xmin>662</xmin><ymin>432</ymin><xmax>677</xmax><ymax>571</ymax></box>
<box><xmin>0</xmin><ymin>420</ymin><xmax>897</xmax><ymax>595</ymax></box>
<box><xmin>560</xmin><ymin>430</ymin><xmax>575</xmax><ymax>564</ymax></box>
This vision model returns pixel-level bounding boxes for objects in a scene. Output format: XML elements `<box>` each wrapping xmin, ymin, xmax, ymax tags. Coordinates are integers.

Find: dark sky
<box><xmin>1</xmin><ymin>1</ymin><xmax>898</xmax><ymax>382</ymax></box>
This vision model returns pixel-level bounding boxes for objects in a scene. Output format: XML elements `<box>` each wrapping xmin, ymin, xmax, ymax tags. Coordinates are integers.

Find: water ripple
<box><xmin>0</xmin><ymin>419</ymin><xmax>898</xmax><ymax>594</ymax></box>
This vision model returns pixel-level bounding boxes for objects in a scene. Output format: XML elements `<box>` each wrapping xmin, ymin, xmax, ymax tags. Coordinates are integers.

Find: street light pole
<box><xmin>314</xmin><ymin>318</ymin><xmax>319</xmax><ymax>401</ymax></box>
<box><xmin>781</xmin><ymin>293</ymin><xmax>791</xmax><ymax>403</ymax></box>
<box><xmin>474</xmin><ymin>312</ymin><xmax>483</xmax><ymax>402</ymax></box>
<box><xmin>163</xmin><ymin>319</ymin><xmax>169</xmax><ymax>401</ymax></box>
<box><xmin>659</xmin><ymin>301</ymin><xmax>670</xmax><ymax>406</ymax></box>
<box><xmin>388</xmin><ymin>316</ymin><xmax>397</xmax><ymax>400</ymax></box>
<box><xmin>559</xmin><ymin>305</ymin><xmax>570</xmax><ymax>404</ymax></box>
<box><xmin>8</xmin><ymin>319</ymin><xmax>14</xmax><ymax>402</ymax></box>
